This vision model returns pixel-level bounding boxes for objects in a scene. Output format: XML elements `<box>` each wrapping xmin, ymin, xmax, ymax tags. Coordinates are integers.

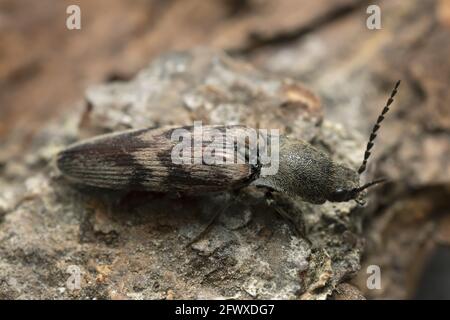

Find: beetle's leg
<box><xmin>265</xmin><ymin>191</ymin><xmax>311</xmax><ymax>245</ymax></box>
<box><xmin>185</xmin><ymin>192</ymin><xmax>243</xmax><ymax>248</ymax></box>
<box><xmin>185</xmin><ymin>206</ymin><xmax>222</xmax><ymax>248</ymax></box>
<box><xmin>10</xmin><ymin>193</ymin><xmax>38</xmax><ymax>212</ymax></box>
<box><xmin>271</xmin><ymin>203</ymin><xmax>305</xmax><ymax>238</ymax></box>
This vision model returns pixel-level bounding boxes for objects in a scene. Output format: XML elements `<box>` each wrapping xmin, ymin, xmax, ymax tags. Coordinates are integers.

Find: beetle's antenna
<box><xmin>354</xmin><ymin>178</ymin><xmax>387</xmax><ymax>193</ymax></box>
<box><xmin>358</xmin><ymin>80</ymin><xmax>401</xmax><ymax>175</ymax></box>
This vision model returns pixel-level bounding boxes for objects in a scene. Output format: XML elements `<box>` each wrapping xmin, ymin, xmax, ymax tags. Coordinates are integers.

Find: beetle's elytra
<box><xmin>57</xmin><ymin>125</ymin><xmax>259</xmax><ymax>194</ymax></box>
<box><xmin>57</xmin><ymin>81</ymin><xmax>400</xmax><ymax>205</ymax></box>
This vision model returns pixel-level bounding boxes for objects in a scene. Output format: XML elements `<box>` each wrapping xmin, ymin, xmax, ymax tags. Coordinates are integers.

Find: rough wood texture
<box><xmin>1</xmin><ymin>0</ymin><xmax>450</xmax><ymax>299</ymax></box>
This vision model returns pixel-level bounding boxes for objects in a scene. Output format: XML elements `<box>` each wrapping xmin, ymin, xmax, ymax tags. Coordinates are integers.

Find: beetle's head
<box><xmin>327</xmin><ymin>163</ymin><xmax>386</xmax><ymax>204</ymax></box>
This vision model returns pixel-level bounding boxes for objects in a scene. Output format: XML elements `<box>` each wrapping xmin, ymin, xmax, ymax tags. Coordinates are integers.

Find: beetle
<box><xmin>57</xmin><ymin>81</ymin><xmax>400</xmax><ymax>208</ymax></box>
<box><xmin>57</xmin><ymin>81</ymin><xmax>400</xmax><ymax>244</ymax></box>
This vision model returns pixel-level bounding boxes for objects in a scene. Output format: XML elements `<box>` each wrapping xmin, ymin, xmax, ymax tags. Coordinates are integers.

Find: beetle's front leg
<box><xmin>265</xmin><ymin>190</ymin><xmax>311</xmax><ymax>245</ymax></box>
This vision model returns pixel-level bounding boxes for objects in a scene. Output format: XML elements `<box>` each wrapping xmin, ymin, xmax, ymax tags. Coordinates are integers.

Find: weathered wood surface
<box><xmin>1</xmin><ymin>0</ymin><xmax>450</xmax><ymax>299</ymax></box>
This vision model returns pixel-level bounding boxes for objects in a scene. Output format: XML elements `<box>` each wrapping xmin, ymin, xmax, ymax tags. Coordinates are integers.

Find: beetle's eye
<box><xmin>330</xmin><ymin>188</ymin><xmax>349</xmax><ymax>202</ymax></box>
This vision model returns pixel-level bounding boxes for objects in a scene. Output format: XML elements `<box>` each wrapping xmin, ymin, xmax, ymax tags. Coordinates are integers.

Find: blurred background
<box><xmin>1</xmin><ymin>0</ymin><xmax>450</xmax><ymax>299</ymax></box>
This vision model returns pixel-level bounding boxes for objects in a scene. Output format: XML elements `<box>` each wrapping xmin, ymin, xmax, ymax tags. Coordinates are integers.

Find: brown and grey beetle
<box><xmin>57</xmin><ymin>81</ymin><xmax>400</xmax><ymax>207</ymax></box>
